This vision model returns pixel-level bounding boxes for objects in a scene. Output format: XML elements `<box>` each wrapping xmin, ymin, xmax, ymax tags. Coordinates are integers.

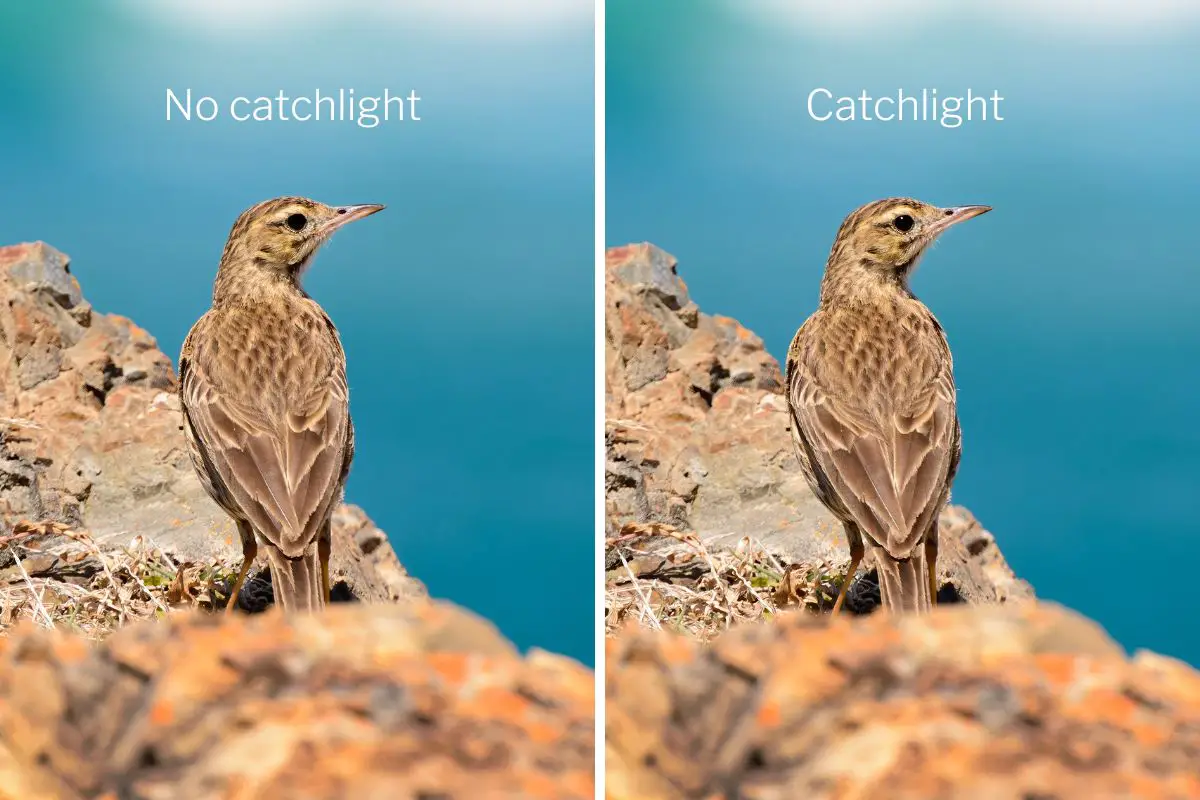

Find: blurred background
<box><xmin>608</xmin><ymin>0</ymin><xmax>1200</xmax><ymax>665</ymax></box>
<box><xmin>0</xmin><ymin>0</ymin><xmax>594</xmax><ymax>663</ymax></box>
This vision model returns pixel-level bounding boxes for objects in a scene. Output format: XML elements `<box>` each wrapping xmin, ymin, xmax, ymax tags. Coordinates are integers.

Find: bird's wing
<box><xmin>180</xmin><ymin>323</ymin><xmax>350</xmax><ymax>558</ymax></box>
<box><xmin>788</xmin><ymin>342</ymin><xmax>956</xmax><ymax>559</ymax></box>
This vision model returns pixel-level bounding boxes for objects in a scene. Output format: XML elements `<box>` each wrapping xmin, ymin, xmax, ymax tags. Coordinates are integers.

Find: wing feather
<box><xmin>180</xmin><ymin>310</ymin><xmax>351</xmax><ymax>559</ymax></box>
<box><xmin>788</xmin><ymin>321</ymin><xmax>957</xmax><ymax>559</ymax></box>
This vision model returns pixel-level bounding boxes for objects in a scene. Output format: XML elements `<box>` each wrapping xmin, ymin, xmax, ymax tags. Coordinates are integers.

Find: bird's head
<box><xmin>825</xmin><ymin>197</ymin><xmax>990</xmax><ymax>294</ymax></box>
<box><xmin>216</xmin><ymin>196</ymin><xmax>384</xmax><ymax>290</ymax></box>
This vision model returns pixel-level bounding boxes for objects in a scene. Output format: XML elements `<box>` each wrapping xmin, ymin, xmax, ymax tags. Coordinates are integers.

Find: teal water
<box><xmin>0</xmin><ymin>3</ymin><xmax>595</xmax><ymax>663</ymax></box>
<box><xmin>608</xmin><ymin>1</ymin><xmax>1200</xmax><ymax>665</ymax></box>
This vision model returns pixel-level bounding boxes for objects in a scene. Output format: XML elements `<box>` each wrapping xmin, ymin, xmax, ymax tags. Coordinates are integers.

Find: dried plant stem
<box><xmin>8</xmin><ymin>546</ymin><xmax>55</xmax><ymax>630</ymax></box>
<box><xmin>617</xmin><ymin>548</ymin><xmax>662</xmax><ymax>631</ymax></box>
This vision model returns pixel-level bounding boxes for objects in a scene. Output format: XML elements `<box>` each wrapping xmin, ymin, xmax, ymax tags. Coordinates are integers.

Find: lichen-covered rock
<box><xmin>604</xmin><ymin>242</ymin><xmax>1031</xmax><ymax>606</ymax></box>
<box><xmin>0</xmin><ymin>242</ymin><xmax>422</xmax><ymax>602</ymax></box>
<box><xmin>0</xmin><ymin>603</ymin><xmax>594</xmax><ymax>799</ymax></box>
<box><xmin>607</xmin><ymin>603</ymin><xmax>1200</xmax><ymax>799</ymax></box>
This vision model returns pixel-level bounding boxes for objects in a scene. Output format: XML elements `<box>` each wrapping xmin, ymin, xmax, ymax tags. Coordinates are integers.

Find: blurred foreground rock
<box><xmin>604</xmin><ymin>242</ymin><xmax>1031</xmax><ymax>608</ymax></box>
<box><xmin>607</xmin><ymin>603</ymin><xmax>1200</xmax><ymax>799</ymax></box>
<box><xmin>0</xmin><ymin>241</ymin><xmax>423</xmax><ymax>604</ymax></box>
<box><xmin>0</xmin><ymin>603</ymin><xmax>594</xmax><ymax>799</ymax></box>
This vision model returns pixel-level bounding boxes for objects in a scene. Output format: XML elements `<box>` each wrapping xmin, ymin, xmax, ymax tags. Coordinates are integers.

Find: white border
<box><xmin>593</xmin><ymin>0</ymin><xmax>606</xmax><ymax>794</ymax></box>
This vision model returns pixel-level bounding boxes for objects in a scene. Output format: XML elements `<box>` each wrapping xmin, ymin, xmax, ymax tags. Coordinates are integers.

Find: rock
<box><xmin>5</xmin><ymin>242</ymin><xmax>83</xmax><ymax>311</ymax></box>
<box><xmin>0</xmin><ymin>603</ymin><xmax>594</xmax><ymax>799</ymax></box>
<box><xmin>0</xmin><ymin>242</ymin><xmax>594</xmax><ymax>794</ymax></box>
<box><xmin>0</xmin><ymin>242</ymin><xmax>423</xmax><ymax>603</ymax></box>
<box><xmin>604</xmin><ymin>242</ymin><xmax>1032</xmax><ymax>606</ymax></box>
<box><xmin>606</xmin><ymin>603</ymin><xmax>1200</xmax><ymax>799</ymax></box>
<box><xmin>603</xmin><ymin>245</ymin><xmax>1195</xmax><ymax>797</ymax></box>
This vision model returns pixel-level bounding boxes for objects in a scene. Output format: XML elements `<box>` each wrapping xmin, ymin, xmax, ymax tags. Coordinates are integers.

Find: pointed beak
<box><xmin>925</xmin><ymin>205</ymin><xmax>991</xmax><ymax>238</ymax></box>
<box><xmin>319</xmin><ymin>204</ymin><xmax>385</xmax><ymax>236</ymax></box>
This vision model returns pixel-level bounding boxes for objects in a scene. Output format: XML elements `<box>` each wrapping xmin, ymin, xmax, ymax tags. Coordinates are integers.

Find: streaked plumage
<box><xmin>785</xmin><ymin>198</ymin><xmax>990</xmax><ymax>615</ymax></box>
<box><xmin>180</xmin><ymin>196</ymin><xmax>383</xmax><ymax>613</ymax></box>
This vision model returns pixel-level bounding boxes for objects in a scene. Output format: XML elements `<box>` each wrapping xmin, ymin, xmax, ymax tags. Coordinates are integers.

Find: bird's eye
<box><xmin>893</xmin><ymin>214</ymin><xmax>915</xmax><ymax>232</ymax></box>
<box><xmin>285</xmin><ymin>213</ymin><xmax>307</xmax><ymax>232</ymax></box>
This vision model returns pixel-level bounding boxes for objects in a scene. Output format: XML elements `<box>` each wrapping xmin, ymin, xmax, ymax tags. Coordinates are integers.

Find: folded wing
<box><xmin>181</xmin><ymin>347</ymin><xmax>350</xmax><ymax>559</ymax></box>
<box><xmin>789</xmin><ymin>351</ymin><xmax>957</xmax><ymax>558</ymax></box>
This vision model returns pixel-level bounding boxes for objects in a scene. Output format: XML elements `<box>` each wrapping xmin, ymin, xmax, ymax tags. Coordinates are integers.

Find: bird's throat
<box><xmin>820</xmin><ymin>255</ymin><xmax>917</xmax><ymax>308</ymax></box>
<box><xmin>213</xmin><ymin>259</ymin><xmax>307</xmax><ymax>306</ymax></box>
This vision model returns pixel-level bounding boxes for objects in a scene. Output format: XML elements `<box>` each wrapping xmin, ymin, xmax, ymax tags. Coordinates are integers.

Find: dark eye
<box><xmin>285</xmin><ymin>213</ymin><xmax>307</xmax><ymax>232</ymax></box>
<box><xmin>893</xmin><ymin>214</ymin><xmax>914</xmax><ymax>232</ymax></box>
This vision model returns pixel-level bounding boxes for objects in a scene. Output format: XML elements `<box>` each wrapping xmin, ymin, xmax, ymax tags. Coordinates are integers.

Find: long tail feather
<box><xmin>264</xmin><ymin>546</ymin><xmax>326</xmax><ymax>613</ymax></box>
<box><xmin>873</xmin><ymin>546</ymin><xmax>931</xmax><ymax>614</ymax></box>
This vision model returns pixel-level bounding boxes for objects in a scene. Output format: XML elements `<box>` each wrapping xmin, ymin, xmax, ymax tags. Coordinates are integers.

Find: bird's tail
<box><xmin>265</xmin><ymin>546</ymin><xmax>326</xmax><ymax>613</ymax></box>
<box><xmin>873</xmin><ymin>545</ymin><xmax>932</xmax><ymax>614</ymax></box>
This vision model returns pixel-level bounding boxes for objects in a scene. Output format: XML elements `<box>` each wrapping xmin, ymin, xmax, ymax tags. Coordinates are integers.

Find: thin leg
<box><xmin>318</xmin><ymin>519</ymin><xmax>332</xmax><ymax>604</ymax></box>
<box><xmin>925</xmin><ymin>526</ymin><xmax>939</xmax><ymax>607</ymax></box>
<box><xmin>226</xmin><ymin>520</ymin><xmax>257</xmax><ymax>616</ymax></box>
<box><xmin>831</xmin><ymin>526</ymin><xmax>864</xmax><ymax>617</ymax></box>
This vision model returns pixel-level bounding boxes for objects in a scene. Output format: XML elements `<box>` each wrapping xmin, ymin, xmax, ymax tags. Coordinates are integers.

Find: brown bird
<box><xmin>785</xmin><ymin>198</ymin><xmax>989</xmax><ymax>615</ymax></box>
<box><xmin>179</xmin><ymin>197</ymin><xmax>383</xmax><ymax>613</ymax></box>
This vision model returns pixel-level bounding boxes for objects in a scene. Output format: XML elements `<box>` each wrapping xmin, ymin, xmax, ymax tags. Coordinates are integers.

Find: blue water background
<box><xmin>1</xmin><ymin>2</ymin><xmax>595</xmax><ymax>664</ymax></box>
<box><xmin>608</xmin><ymin>0</ymin><xmax>1200</xmax><ymax>665</ymax></box>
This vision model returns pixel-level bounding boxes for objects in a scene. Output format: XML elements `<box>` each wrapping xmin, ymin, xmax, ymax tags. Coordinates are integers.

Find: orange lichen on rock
<box><xmin>606</xmin><ymin>602</ymin><xmax>1200</xmax><ymax>799</ymax></box>
<box><xmin>0</xmin><ymin>603</ymin><xmax>594</xmax><ymax>799</ymax></box>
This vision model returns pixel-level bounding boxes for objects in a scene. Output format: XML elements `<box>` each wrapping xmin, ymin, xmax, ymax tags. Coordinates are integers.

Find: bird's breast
<box><xmin>204</xmin><ymin>302</ymin><xmax>342</xmax><ymax>405</ymax></box>
<box><xmin>816</xmin><ymin>303</ymin><xmax>948</xmax><ymax>407</ymax></box>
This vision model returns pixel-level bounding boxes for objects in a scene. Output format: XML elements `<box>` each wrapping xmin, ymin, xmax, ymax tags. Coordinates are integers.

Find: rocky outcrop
<box><xmin>607</xmin><ymin>603</ymin><xmax>1200</xmax><ymax>799</ymax></box>
<box><xmin>0</xmin><ymin>241</ymin><xmax>595</xmax><ymax>797</ymax></box>
<box><xmin>0</xmin><ymin>602</ymin><xmax>594</xmax><ymax>799</ymax></box>
<box><xmin>0</xmin><ymin>241</ymin><xmax>422</xmax><ymax>605</ymax></box>
<box><xmin>602</xmin><ymin>243</ymin><xmax>1200</xmax><ymax>797</ymax></box>
<box><xmin>604</xmin><ymin>242</ymin><xmax>1031</xmax><ymax>608</ymax></box>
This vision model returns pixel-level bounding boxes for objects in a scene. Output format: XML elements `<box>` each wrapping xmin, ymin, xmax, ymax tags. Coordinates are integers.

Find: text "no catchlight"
<box><xmin>165</xmin><ymin>88</ymin><xmax>423</xmax><ymax>129</ymax></box>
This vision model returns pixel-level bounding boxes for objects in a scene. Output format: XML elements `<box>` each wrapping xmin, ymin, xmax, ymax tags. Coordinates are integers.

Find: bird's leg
<box><xmin>925</xmin><ymin>528</ymin><xmax>939</xmax><ymax>607</ymax></box>
<box><xmin>225</xmin><ymin>521</ymin><xmax>257</xmax><ymax>616</ymax></box>
<box><xmin>318</xmin><ymin>521</ymin><xmax>332</xmax><ymax>604</ymax></box>
<box><xmin>831</xmin><ymin>536</ymin><xmax>864</xmax><ymax>617</ymax></box>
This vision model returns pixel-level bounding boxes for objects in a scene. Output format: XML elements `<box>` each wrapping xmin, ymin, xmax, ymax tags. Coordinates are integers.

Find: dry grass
<box><xmin>605</xmin><ymin>522</ymin><xmax>850</xmax><ymax>641</ymax></box>
<box><xmin>0</xmin><ymin>520</ymin><xmax>241</xmax><ymax>639</ymax></box>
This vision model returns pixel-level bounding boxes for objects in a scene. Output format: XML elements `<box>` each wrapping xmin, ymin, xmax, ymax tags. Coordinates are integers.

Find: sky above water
<box><xmin>0</xmin><ymin>1</ymin><xmax>595</xmax><ymax>664</ymax></box>
<box><xmin>608</xmin><ymin>0</ymin><xmax>1200</xmax><ymax>666</ymax></box>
